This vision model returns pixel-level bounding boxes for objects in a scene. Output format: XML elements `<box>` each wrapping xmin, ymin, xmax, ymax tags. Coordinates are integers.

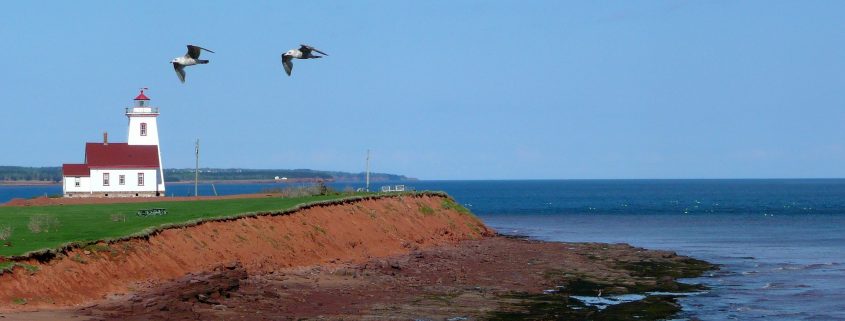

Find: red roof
<box><xmin>62</xmin><ymin>164</ymin><xmax>90</xmax><ymax>177</ymax></box>
<box><xmin>85</xmin><ymin>143</ymin><xmax>160</xmax><ymax>168</ymax></box>
<box><xmin>134</xmin><ymin>90</ymin><xmax>150</xmax><ymax>101</ymax></box>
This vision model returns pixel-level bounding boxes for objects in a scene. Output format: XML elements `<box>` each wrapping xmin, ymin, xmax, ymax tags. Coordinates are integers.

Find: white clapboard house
<box><xmin>62</xmin><ymin>90</ymin><xmax>166</xmax><ymax>197</ymax></box>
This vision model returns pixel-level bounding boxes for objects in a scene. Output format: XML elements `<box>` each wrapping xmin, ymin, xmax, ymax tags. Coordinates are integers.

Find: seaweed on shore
<box><xmin>618</xmin><ymin>257</ymin><xmax>716</xmax><ymax>279</ymax></box>
<box><xmin>488</xmin><ymin>292</ymin><xmax>590</xmax><ymax>320</ymax></box>
<box><xmin>488</xmin><ymin>292</ymin><xmax>683</xmax><ymax>321</ymax></box>
<box><xmin>488</xmin><ymin>251</ymin><xmax>716</xmax><ymax>320</ymax></box>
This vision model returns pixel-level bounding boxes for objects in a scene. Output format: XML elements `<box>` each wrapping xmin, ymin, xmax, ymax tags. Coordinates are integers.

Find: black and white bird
<box><xmin>171</xmin><ymin>45</ymin><xmax>215</xmax><ymax>83</ymax></box>
<box><xmin>281</xmin><ymin>44</ymin><xmax>328</xmax><ymax>76</ymax></box>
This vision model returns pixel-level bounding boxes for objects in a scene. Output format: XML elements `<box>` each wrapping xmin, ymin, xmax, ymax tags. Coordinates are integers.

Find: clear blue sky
<box><xmin>1</xmin><ymin>1</ymin><xmax>843</xmax><ymax>179</ymax></box>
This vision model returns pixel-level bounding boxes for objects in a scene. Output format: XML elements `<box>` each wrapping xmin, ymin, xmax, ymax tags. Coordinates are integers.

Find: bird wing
<box><xmin>282</xmin><ymin>55</ymin><xmax>293</xmax><ymax>76</ymax></box>
<box><xmin>187</xmin><ymin>45</ymin><xmax>214</xmax><ymax>59</ymax></box>
<box><xmin>311</xmin><ymin>47</ymin><xmax>328</xmax><ymax>56</ymax></box>
<box><xmin>299</xmin><ymin>44</ymin><xmax>327</xmax><ymax>56</ymax></box>
<box><xmin>173</xmin><ymin>62</ymin><xmax>186</xmax><ymax>83</ymax></box>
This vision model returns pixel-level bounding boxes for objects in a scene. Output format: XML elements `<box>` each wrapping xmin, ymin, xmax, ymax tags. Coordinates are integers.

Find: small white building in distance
<box><xmin>62</xmin><ymin>89</ymin><xmax>166</xmax><ymax>197</ymax></box>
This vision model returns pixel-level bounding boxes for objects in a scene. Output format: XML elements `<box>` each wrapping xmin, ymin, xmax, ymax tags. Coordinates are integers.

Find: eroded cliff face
<box><xmin>0</xmin><ymin>194</ymin><xmax>493</xmax><ymax>310</ymax></box>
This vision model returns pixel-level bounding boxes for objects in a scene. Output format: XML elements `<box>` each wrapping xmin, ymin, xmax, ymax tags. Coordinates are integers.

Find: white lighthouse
<box><xmin>62</xmin><ymin>89</ymin><xmax>166</xmax><ymax>197</ymax></box>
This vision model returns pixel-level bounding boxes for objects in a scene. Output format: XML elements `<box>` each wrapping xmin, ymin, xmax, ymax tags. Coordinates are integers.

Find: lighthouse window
<box><xmin>74</xmin><ymin>177</ymin><xmax>80</xmax><ymax>187</ymax></box>
<box><xmin>103</xmin><ymin>173</ymin><xmax>110</xmax><ymax>186</ymax></box>
<box><xmin>119</xmin><ymin>175</ymin><xmax>125</xmax><ymax>185</ymax></box>
<box><xmin>138</xmin><ymin>173</ymin><xmax>145</xmax><ymax>186</ymax></box>
<box><xmin>140</xmin><ymin>123</ymin><xmax>147</xmax><ymax>136</ymax></box>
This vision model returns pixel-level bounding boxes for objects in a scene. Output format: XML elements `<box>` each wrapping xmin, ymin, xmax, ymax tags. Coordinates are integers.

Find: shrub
<box><xmin>83</xmin><ymin>244</ymin><xmax>113</xmax><ymax>253</ymax></box>
<box><xmin>70</xmin><ymin>254</ymin><xmax>87</xmax><ymax>264</ymax></box>
<box><xmin>312</xmin><ymin>224</ymin><xmax>327</xmax><ymax>235</ymax></box>
<box><xmin>441</xmin><ymin>199</ymin><xmax>472</xmax><ymax>215</ymax></box>
<box><xmin>28</xmin><ymin>214</ymin><xmax>60</xmax><ymax>233</ymax></box>
<box><xmin>315</xmin><ymin>181</ymin><xmax>339</xmax><ymax>195</ymax></box>
<box><xmin>0</xmin><ymin>225</ymin><xmax>11</xmax><ymax>241</ymax></box>
<box><xmin>418</xmin><ymin>203</ymin><xmax>435</xmax><ymax>216</ymax></box>
<box><xmin>16</xmin><ymin>263</ymin><xmax>39</xmax><ymax>274</ymax></box>
<box><xmin>343</xmin><ymin>186</ymin><xmax>355</xmax><ymax>195</ymax></box>
<box><xmin>260</xmin><ymin>184</ymin><xmax>328</xmax><ymax>198</ymax></box>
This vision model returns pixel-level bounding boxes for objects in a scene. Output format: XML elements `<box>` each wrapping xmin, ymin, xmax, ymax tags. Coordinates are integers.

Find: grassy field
<box><xmin>0</xmin><ymin>194</ymin><xmax>358</xmax><ymax>258</ymax></box>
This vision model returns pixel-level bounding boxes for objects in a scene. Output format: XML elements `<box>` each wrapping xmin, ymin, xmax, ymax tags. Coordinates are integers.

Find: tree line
<box><xmin>0</xmin><ymin>166</ymin><xmax>414</xmax><ymax>183</ymax></box>
<box><xmin>0</xmin><ymin>166</ymin><xmax>62</xmax><ymax>181</ymax></box>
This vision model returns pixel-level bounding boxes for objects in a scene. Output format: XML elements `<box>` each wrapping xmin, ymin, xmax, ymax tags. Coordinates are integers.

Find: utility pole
<box><xmin>365</xmin><ymin>149</ymin><xmax>370</xmax><ymax>192</ymax></box>
<box><xmin>195</xmin><ymin>139</ymin><xmax>199</xmax><ymax>197</ymax></box>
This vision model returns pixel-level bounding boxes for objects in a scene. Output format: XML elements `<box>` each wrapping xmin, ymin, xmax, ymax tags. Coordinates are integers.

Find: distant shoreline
<box><xmin>0</xmin><ymin>181</ymin><xmax>59</xmax><ymax>186</ymax></box>
<box><xmin>0</xmin><ymin>178</ymin><xmax>404</xmax><ymax>187</ymax></box>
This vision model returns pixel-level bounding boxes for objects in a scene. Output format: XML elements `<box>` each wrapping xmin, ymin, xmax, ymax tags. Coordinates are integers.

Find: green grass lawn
<box><xmin>0</xmin><ymin>194</ymin><xmax>356</xmax><ymax>258</ymax></box>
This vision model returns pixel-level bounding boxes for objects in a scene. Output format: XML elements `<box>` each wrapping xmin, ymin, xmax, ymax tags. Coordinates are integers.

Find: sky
<box><xmin>1</xmin><ymin>1</ymin><xmax>844</xmax><ymax>180</ymax></box>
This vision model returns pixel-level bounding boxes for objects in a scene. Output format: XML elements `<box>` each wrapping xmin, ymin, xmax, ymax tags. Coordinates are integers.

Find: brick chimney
<box><xmin>103</xmin><ymin>132</ymin><xmax>108</xmax><ymax>145</ymax></box>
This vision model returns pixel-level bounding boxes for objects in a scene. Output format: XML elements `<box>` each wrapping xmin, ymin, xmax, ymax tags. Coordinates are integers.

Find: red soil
<box><xmin>0</xmin><ymin>194</ymin><xmax>493</xmax><ymax>311</ymax></box>
<box><xmin>2</xmin><ymin>236</ymin><xmax>708</xmax><ymax>320</ymax></box>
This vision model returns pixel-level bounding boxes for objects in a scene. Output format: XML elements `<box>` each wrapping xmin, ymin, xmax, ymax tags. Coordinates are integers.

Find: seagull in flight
<box><xmin>281</xmin><ymin>44</ymin><xmax>328</xmax><ymax>76</ymax></box>
<box><xmin>171</xmin><ymin>45</ymin><xmax>215</xmax><ymax>83</ymax></box>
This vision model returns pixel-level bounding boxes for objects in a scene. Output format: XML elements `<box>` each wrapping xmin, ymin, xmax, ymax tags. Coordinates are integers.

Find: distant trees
<box><xmin>0</xmin><ymin>166</ymin><xmax>414</xmax><ymax>183</ymax></box>
<box><xmin>0</xmin><ymin>166</ymin><xmax>62</xmax><ymax>182</ymax></box>
<box><xmin>259</xmin><ymin>183</ymin><xmax>338</xmax><ymax>197</ymax></box>
<box><xmin>164</xmin><ymin>168</ymin><xmax>333</xmax><ymax>182</ymax></box>
<box><xmin>163</xmin><ymin>168</ymin><xmax>413</xmax><ymax>183</ymax></box>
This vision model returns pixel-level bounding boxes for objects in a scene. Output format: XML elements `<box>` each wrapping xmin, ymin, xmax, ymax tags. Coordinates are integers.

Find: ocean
<box><xmin>2</xmin><ymin>179</ymin><xmax>844</xmax><ymax>320</ymax></box>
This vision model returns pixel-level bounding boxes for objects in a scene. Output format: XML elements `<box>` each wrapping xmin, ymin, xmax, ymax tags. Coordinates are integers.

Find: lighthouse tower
<box><xmin>127</xmin><ymin>89</ymin><xmax>160</xmax><ymax>146</ymax></box>
<box><xmin>126</xmin><ymin>89</ymin><xmax>166</xmax><ymax>192</ymax></box>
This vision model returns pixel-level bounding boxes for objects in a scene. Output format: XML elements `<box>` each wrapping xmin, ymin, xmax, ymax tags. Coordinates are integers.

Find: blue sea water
<box><xmin>2</xmin><ymin>179</ymin><xmax>844</xmax><ymax>320</ymax></box>
<box><xmin>429</xmin><ymin>179</ymin><xmax>845</xmax><ymax>321</ymax></box>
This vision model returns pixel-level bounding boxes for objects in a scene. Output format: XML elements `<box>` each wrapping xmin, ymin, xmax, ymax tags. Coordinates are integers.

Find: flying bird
<box><xmin>281</xmin><ymin>44</ymin><xmax>328</xmax><ymax>76</ymax></box>
<box><xmin>171</xmin><ymin>45</ymin><xmax>215</xmax><ymax>83</ymax></box>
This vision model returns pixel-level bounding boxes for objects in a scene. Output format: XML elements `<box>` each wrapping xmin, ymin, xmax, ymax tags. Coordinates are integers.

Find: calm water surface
<box><xmin>2</xmin><ymin>179</ymin><xmax>844</xmax><ymax>320</ymax></box>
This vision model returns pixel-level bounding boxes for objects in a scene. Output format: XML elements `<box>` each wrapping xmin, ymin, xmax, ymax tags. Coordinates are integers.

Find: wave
<box><xmin>570</xmin><ymin>294</ymin><xmax>646</xmax><ymax>310</ymax></box>
<box><xmin>773</xmin><ymin>262</ymin><xmax>842</xmax><ymax>272</ymax></box>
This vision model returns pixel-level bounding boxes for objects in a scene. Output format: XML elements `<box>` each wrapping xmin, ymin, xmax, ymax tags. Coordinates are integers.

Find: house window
<box><xmin>103</xmin><ymin>173</ymin><xmax>110</xmax><ymax>186</ymax></box>
<box><xmin>138</xmin><ymin>172</ymin><xmax>145</xmax><ymax>186</ymax></box>
<box><xmin>140</xmin><ymin>123</ymin><xmax>147</xmax><ymax>136</ymax></box>
<box><xmin>119</xmin><ymin>175</ymin><xmax>125</xmax><ymax>185</ymax></box>
<box><xmin>74</xmin><ymin>177</ymin><xmax>80</xmax><ymax>187</ymax></box>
